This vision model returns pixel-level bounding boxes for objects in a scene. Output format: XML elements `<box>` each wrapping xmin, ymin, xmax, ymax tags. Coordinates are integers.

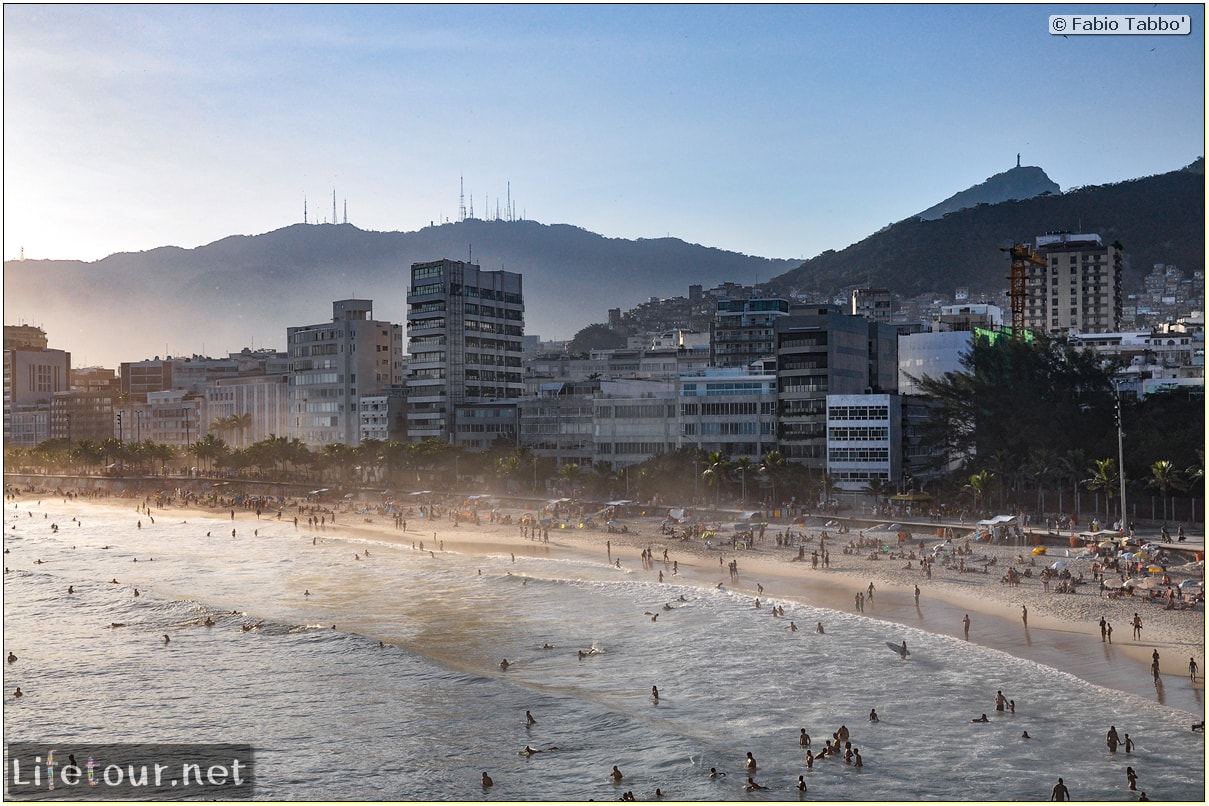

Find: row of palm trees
<box><xmin>961</xmin><ymin>450</ymin><xmax>1204</xmax><ymax>525</ymax></box>
<box><xmin>6</xmin><ymin>435</ymin><xmax>1202</xmax><ymax>523</ymax></box>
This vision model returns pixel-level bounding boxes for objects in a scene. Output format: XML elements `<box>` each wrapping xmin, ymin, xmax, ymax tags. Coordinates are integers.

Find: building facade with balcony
<box><xmin>405</xmin><ymin>260</ymin><xmax>524</xmax><ymax>443</ymax></box>
<box><xmin>287</xmin><ymin>299</ymin><xmax>404</xmax><ymax>448</ymax></box>
<box><xmin>1025</xmin><ymin>232</ymin><xmax>1123</xmax><ymax>335</ymax></box>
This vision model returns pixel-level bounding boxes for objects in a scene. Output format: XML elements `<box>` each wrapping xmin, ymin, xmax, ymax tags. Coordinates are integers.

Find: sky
<box><xmin>3</xmin><ymin>3</ymin><xmax>1205</xmax><ymax>264</ymax></box>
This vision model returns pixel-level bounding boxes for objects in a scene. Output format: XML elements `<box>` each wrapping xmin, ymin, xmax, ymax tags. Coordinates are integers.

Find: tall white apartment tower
<box><xmin>287</xmin><ymin>299</ymin><xmax>403</xmax><ymax>447</ymax></box>
<box><xmin>1025</xmin><ymin>233</ymin><xmax>1124</xmax><ymax>335</ymax></box>
<box><xmin>406</xmin><ymin>260</ymin><xmax>525</xmax><ymax>442</ymax></box>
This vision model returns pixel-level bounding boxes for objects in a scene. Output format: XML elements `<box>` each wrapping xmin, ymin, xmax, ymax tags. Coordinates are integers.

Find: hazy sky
<box><xmin>4</xmin><ymin>4</ymin><xmax>1205</xmax><ymax>263</ymax></box>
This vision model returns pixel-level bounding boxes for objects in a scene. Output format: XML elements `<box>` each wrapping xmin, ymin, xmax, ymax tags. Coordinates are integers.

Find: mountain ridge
<box><xmin>914</xmin><ymin>164</ymin><xmax>1061</xmax><ymax>221</ymax></box>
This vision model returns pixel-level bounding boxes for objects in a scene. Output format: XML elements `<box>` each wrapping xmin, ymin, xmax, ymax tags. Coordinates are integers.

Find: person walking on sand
<box><xmin>1106</xmin><ymin>621</ymin><xmax>1113</xmax><ymax>643</ymax></box>
<box><xmin>867</xmin><ymin>582</ymin><xmax>875</xmax><ymax>603</ymax></box>
<box><xmin>963</xmin><ymin>613</ymin><xmax>971</xmax><ymax>640</ymax></box>
<box><xmin>1021</xmin><ymin>604</ymin><xmax>1028</xmax><ymax>626</ymax></box>
<box><xmin>1132</xmin><ymin>613</ymin><xmax>1142</xmax><ymax>639</ymax></box>
<box><xmin>1050</xmin><ymin>777</ymin><xmax>1070</xmax><ymax>801</ymax></box>
<box><xmin>1100</xmin><ymin>616</ymin><xmax>1107</xmax><ymax>641</ymax></box>
<box><xmin>1190</xmin><ymin>657</ymin><xmax>1199</xmax><ymax>681</ymax></box>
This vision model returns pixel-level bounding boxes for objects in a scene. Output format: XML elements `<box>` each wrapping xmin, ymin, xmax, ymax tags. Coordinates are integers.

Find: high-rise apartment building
<box><xmin>710</xmin><ymin>298</ymin><xmax>790</xmax><ymax>368</ymax></box>
<box><xmin>4</xmin><ymin>325</ymin><xmax>71</xmax><ymax>445</ymax></box>
<box><xmin>287</xmin><ymin>299</ymin><xmax>403</xmax><ymax>447</ymax></box>
<box><xmin>774</xmin><ymin>308</ymin><xmax>891</xmax><ymax>468</ymax></box>
<box><xmin>1025</xmin><ymin>233</ymin><xmax>1123</xmax><ymax>335</ymax></box>
<box><xmin>405</xmin><ymin>260</ymin><xmax>524</xmax><ymax>442</ymax></box>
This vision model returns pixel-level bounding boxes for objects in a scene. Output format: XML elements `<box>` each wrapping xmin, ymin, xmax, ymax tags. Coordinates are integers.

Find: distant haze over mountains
<box><xmin>2</xmin><ymin>220</ymin><xmax>797</xmax><ymax>367</ymax></box>
<box><xmin>4</xmin><ymin>158</ymin><xmax>1202</xmax><ymax>369</ymax></box>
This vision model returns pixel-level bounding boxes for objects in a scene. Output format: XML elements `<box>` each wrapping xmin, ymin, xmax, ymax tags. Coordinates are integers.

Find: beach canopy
<box><xmin>1103</xmin><ymin>579</ymin><xmax>1125</xmax><ymax>588</ymax></box>
<box><xmin>1049</xmin><ymin>560</ymin><xmax>1068</xmax><ymax>570</ymax></box>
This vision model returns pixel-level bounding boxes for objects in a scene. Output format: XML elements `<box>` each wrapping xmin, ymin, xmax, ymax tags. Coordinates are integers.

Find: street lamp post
<box><xmin>1115</xmin><ymin>382</ymin><xmax>1127</xmax><ymax>529</ymax></box>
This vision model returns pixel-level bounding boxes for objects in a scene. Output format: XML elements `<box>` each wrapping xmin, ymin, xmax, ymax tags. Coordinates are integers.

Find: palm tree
<box><xmin>701</xmin><ymin>451</ymin><xmax>732</xmax><ymax>508</ymax></box>
<box><xmin>1145</xmin><ymin>460</ymin><xmax>1185</xmax><ymax>526</ymax></box>
<box><xmin>1083</xmin><ymin>458</ymin><xmax>1119</xmax><ymax>524</ymax></box>
<box><xmin>733</xmin><ymin>457</ymin><xmax>754</xmax><ymax>508</ymax></box>
<box><xmin>862</xmin><ymin>476</ymin><xmax>891</xmax><ymax>513</ymax></box>
<box><xmin>1025</xmin><ymin>448</ymin><xmax>1055</xmax><ymax>518</ymax></box>
<box><xmin>557</xmin><ymin>462</ymin><xmax>582</xmax><ymax>496</ymax></box>
<box><xmin>757</xmin><ymin>450</ymin><xmax>786</xmax><ymax>507</ymax></box>
<box><xmin>1056</xmin><ymin>448</ymin><xmax>1088</xmax><ymax>519</ymax></box>
<box><xmin>230</xmin><ymin>413</ymin><xmax>253</xmax><ymax>448</ymax></box>
<box><xmin>962</xmin><ymin>470</ymin><xmax>996</xmax><ymax>516</ymax></box>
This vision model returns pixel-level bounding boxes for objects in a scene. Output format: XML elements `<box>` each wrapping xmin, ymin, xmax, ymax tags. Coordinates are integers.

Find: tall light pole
<box><xmin>1115</xmin><ymin>381</ymin><xmax>1127</xmax><ymax>528</ymax></box>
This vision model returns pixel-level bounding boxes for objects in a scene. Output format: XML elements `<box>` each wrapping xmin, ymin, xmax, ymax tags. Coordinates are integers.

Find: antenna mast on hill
<box><xmin>507</xmin><ymin>181</ymin><xmax>512</xmax><ymax>222</ymax></box>
<box><xmin>343</xmin><ymin>199</ymin><xmax>348</xmax><ymax>224</ymax></box>
<box><xmin>332</xmin><ymin>191</ymin><xmax>337</xmax><ymax>226</ymax></box>
<box><xmin>459</xmin><ymin>176</ymin><xmax>466</xmax><ymax>222</ymax></box>
<box><xmin>304</xmin><ymin>194</ymin><xmax>308</xmax><ymax>224</ymax></box>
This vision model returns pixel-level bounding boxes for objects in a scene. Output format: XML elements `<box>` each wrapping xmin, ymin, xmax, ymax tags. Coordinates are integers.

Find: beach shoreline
<box><xmin>12</xmin><ymin>489</ymin><xmax>1205</xmax><ymax>718</ymax></box>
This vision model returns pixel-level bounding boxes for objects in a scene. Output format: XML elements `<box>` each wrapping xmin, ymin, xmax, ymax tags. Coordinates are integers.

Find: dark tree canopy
<box><xmin>911</xmin><ymin>333</ymin><xmax>1118</xmax><ymax>474</ymax></box>
<box><xmin>569</xmin><ymin>323</ymin><xmax>626</xmax><ymax>355</ymax></box>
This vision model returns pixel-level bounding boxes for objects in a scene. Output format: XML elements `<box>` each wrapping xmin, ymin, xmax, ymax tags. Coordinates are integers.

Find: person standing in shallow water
<box><xmin>1050</xmin><ymin>777</ymin><xmax>1070</xmax><ymax>801</ymax></box>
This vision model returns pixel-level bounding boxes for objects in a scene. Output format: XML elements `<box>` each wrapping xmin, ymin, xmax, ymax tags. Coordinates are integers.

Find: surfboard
<box><xmin>886</xmin><ymin>641</ymin><xmax>910</xmax><ymax>657</ymax></box>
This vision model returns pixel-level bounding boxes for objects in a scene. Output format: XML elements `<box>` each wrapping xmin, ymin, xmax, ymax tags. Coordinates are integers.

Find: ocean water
<box><xmin>3</xmin><ymin>499</ymin><xmax>1204</xmax><ymax>801</ymax></box>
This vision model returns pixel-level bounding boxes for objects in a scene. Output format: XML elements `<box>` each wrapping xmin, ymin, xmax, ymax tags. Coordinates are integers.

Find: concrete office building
<box><xmin>405</xmin><ymin>260</ymin><xmax>524</xmax><ymax>443</ymax></box>
<box><xmin>774</xmin><ymin>308</ymin><xmax>891</xmax><ymax>468</ymax></box>
<box><xmin>287</xmin><ymin>299</ymin><xmax>404</xmax><ymax>448</ymax></box>
<box><xmin>677</xmin><ymin>368</ymin><xmax>777</xmax><ymax>460</ymax></box>
<box><xmin>1025</xmin><ymin>232</ymin><xmax>1123</xmax><ymax>335</ymax></box>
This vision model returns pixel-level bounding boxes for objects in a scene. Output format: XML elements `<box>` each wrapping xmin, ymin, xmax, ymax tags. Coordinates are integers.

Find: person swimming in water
<box><xmin>651</xmin><ymin>685</ymin><xmax>660</xmax><ymax>701</ymax></box>
<box><xmin>499</xmin><ymin>659</ymin><xmax>510</xmax><ymax>671</ymax></box>
<box><xmin>481</xmin><ymin>772</ymin><xmax>493</xmax><ymax>787</ymax></box>
<box><xmin>203</xmin><ymin>617</ymin><xmax>215</xmax><ymax>626</ymax></box>
<box><xmin>745</xmin><ymin>776</ymin><xmax>767</xmax><ymax>791</ymax></box>
<box><xmin>797</xmin><ymin>775</ymin><xmax>807</xmax><ymax>791</ymax></box>
<box><xmin>744</xmin><ymin>752</ymin><xmax>757</xmax><ymax>770</ymax></box>
<box><xmin>709</xmin><ymin>767</ymin><xmax>725</xmax><ymax>778</ymax></box>
<box><xmin>611</xmin><ymin>765</ymin><xmax>624</xmax><ymax>781</ymax></box>
<box><xmin>972</xmin><ymin>713</ymin><xmax>989</xmax><ymax>723</ymax></box>
<box><xmin>162</xmin><ymin>634</ymin><xmax>170</xmax><ymax>644</ymax></box>
<box><xmin>526</xmin><ymin>710</ymin><xmax>536</xmax><ymax>725</ymax></box>
<box><xmin>13</xmin><ymin>687</ymin><xmax>22</xmax><ymax>698</ymax></box>
<box><xmin>869</xmin><ymin>708</ymin><xmax>879</xmax><ymax>722</ymax></box>
<box><xmin>6</xmin><ymin>652</ymin><xmax>15</xmax><ymax>664</ymax></box>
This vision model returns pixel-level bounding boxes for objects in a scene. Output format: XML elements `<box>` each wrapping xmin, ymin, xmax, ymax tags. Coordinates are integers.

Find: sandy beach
<box><xmin>16</xmin><ymin>488</ymin><xmax>1207</xmax><ymax>717</ymax></box>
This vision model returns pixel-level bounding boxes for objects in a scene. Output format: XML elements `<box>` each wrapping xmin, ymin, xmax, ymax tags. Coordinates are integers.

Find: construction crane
<box><xmin>1001</xmin><ymin>243</ymin><xmax>1047</xmax><ymax>338</ymax></box>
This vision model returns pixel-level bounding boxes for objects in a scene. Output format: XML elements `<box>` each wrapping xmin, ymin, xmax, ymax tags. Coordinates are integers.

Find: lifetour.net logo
<box><xmin>5</xmin><ymin>743</ymin><xmax>254</xmax><ymax>800</ymax></box>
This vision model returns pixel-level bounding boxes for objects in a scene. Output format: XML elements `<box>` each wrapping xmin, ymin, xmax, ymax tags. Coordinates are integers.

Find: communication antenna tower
<box><xmin>304</xmin><ymin>194</ymin><xmax>308</xmax><ymax>224</ymax></box>
<box><xmin>343</xmin><ymin>199</ymin><xmax>347</xmax><ymax>224</ymax></box>
<box><xmin>459</xmin><ymin>176</ymin><xmax>466</xmax><ymax>222</ymax></box>
<box><xmin>332</xmin><ymin>190</ymin><xmax>337</xmax><ymax>225</ymax></box>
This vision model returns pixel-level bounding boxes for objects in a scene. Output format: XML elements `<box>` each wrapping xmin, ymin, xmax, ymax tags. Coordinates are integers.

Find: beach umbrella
<box><xmin>1118</xmin><ymin>551</ymin><xmax>1135</xmax><ymax>560</ymax></box>
<box><xmin>1131</xmin><ymin>577</ymin><xmax>1156</xmax><ymax>589</ymax></box>
<box><xmin>1103</xmin><ymin>579</ymin><xmax>1124</xmax><ymax>588</ymax></box>
<box><xmin>1049</xmin><ymin>560</ymin><xmax>1068</xmax><ymax>570</ymax></box>
<box><xmin>1179</xmin><ymin>579</ymin><xmax>1204</xmax><ymax>590</ymax></box>
<box><xmin>1147</xmin><ymin>565</ymin><xmax>1164</xmax><ymax>573</ymax></box>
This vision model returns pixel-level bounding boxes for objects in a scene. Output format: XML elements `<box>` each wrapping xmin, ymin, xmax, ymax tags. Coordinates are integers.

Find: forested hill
<box><xmin>766</xmin><ymin>159</ymin><xmax>1204</xmax><ymax>299</ymax></box>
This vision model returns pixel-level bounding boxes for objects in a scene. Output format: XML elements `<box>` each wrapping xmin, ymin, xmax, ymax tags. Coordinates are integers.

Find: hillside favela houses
<box><xmin>5</xmin><ymin>226</ymin><xmax>1204</xmax><ymax>520</ymax></box>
